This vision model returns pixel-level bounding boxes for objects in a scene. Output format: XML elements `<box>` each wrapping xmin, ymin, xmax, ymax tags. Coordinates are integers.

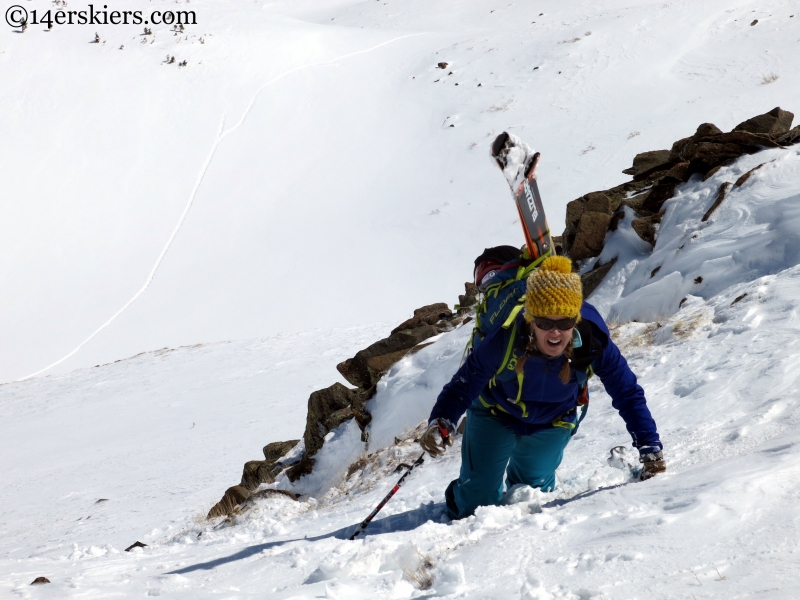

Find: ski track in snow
<box><xmin>18</xmin><ymin>31</ymin><xmax>428</xmax><ymax>382</ymax></box>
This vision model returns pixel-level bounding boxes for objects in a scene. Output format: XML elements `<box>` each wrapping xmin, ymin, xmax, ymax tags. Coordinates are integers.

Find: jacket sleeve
<box><xmin>428</xmin><ymin>328</ymin><xmax>506</xmax><ymax>427</ymax></box>
<box><xmin>593</xmin><ymin>335</ymin><xmax>663</xmax><ymax>451</ymax></box>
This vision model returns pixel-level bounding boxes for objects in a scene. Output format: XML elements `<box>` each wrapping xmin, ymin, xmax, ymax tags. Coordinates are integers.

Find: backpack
<box><xmin>469</xmin><ymin>246</ymin><xmax>549</xmax><ymax>353</ymax></box>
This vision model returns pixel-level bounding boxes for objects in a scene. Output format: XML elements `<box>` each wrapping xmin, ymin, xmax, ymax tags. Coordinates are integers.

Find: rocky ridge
<box><xmin>564</xmin><ymin>107</ymin><xmax>797</xmax><ymax>295</ymax></box>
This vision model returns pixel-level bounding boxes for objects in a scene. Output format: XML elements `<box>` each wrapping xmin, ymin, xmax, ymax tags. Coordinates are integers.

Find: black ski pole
<box><xmin>349</xmin><ymin>452</ymin><xmax>425</xmax><ymax>540</ymax></box>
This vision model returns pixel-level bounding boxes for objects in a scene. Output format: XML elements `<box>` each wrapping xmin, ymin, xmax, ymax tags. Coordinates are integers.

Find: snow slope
<box><xmin>3</xmin><ymin>144</ymin><xmax>800</xmax><ymax>598</ymax></box>
<box><xmin>3</xmin><ymin>0</ymin><xmax>800</xmax><ymax>380</ymax></box>
<box><xmin>3</xmin><ymin>0</ymin><xmax>800</xmax><ymax>598</ymax></box>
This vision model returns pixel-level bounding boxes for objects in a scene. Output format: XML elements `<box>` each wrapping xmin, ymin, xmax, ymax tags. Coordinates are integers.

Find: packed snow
<box><xmin>3</xmin><ymin>0</ymin><xmax>800</xmax><ymax>598</ymax></box>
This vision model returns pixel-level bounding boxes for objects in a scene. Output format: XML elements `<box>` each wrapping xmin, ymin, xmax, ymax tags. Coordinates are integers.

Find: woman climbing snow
<box><xmin>420</xmin><ymin>255</ymin><xmax>665</xmax><ymax>519</ymax></box>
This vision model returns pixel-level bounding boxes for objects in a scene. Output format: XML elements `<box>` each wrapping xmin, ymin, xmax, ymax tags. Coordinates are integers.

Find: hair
<box><xmin>516</xmin><ymin>330</ymin><xmax>574</xmax><ymax>384</ymax></box>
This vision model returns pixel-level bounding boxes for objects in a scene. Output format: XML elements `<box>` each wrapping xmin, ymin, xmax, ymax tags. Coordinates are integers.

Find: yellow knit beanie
<box><xmin>524</xmin><ymin>256</ymin><xmax>583</xmax><ymax>320</ymax></box>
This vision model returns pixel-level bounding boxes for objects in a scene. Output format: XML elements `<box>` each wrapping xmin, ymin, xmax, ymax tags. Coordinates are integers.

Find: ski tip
<box><xmin>491</xmin><ymin>132</ymin><xmax>510</xmax><ymax>158</ymax></box>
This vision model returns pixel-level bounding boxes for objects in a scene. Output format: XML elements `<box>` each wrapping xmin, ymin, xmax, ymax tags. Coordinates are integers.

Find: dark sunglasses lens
<box><xmin>556</xmin><ymin>318</ymin><xmax>576</xmax><ymax>330</ymax></box>
<box><xmin>534</xmin><ymin>317</ymin><xmax>575</xmax><ymax>331</ymax></box>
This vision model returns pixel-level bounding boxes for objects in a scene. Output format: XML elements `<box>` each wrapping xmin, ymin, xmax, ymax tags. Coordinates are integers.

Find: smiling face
<box><xmin>531</xmin><ymin>315</ymin><xmax>574</xmax><ymax>357</ymax></box>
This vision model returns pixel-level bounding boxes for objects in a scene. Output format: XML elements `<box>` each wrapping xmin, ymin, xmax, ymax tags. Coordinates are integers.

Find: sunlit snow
<box><xmin>2</xmin><ymin>0</ymin><xmax>800</xmax><ymax>598</ymax></box>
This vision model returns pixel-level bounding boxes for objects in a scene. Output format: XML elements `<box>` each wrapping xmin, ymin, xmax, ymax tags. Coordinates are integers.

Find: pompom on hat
<box><xmin>524</xmin><ymin>255</ymin><xmax>583</xmax><ymax>320</ymax></box>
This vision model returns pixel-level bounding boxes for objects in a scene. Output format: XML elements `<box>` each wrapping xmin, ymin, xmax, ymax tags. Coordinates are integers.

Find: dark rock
<box><xmin>30</xmin><ymin>577</ymin><xmax>51</xmax><ymax>585</ymax></box>
<box><xmin>335</xmin><ymin>358</ymin><xmax>358</xmax><ymax>386</ymax></box>
<box><xmin>366</xmin><ymin>348</ymin><xmax>411</xmax><ymax>375</ymax></box>
<box><xmin>457</xmin><ymin>282</ymin><xmax>478</xmax><ymax>312</ymax></box>
<box><xmin>552</xmin><ymin>235</ymin><xmax>564</xmax><ymax>255</ymax></box>
<box><xmin>287</xmin><ymin>456</ymin><xmax>315</xmax><ymax>481</ymax></box>
<box><xmin>286</xmin><ymin>383</ymin><xmax>375</xmax><ymax>481</ymax></box>
<box><xmin>732</xmin><ymin>293</ymin><xmax>748</xmax><ymax>305</ymax></box>
<box><xmin>566</xmin><ymin>198</ymin><xmax>585</xmax><ymax>227</ymax></box>
<box><xmin>733</xmin><ymin>107</ymin><xmax>793</xmax><ymax>135</ymax></box>
<box><xmin>337</xmin><ymin>324</ymin><xmax>441</xmax><ymax>388</ymax></box>
<box><xmin>207</xmin><ymin>486</ymin><xmax>252</xmax><ymax>519</ymax></box>
<box><xmin>706</xmin><ymin>131</ymin><xmax>782</xmax><ymax>149</ymax></box>
<box><xmin>631</xmin><ymin>160</ymin><xmax>678</xmax><ymax>182</ymax></box>
<box><xmin>563</xmin><ymin>199</ymin><xmax>586</xmax><ymax>249</ymax></box>
<box><xmin>124</xmin><ymin>541</ymin><xmax>148</xmax><ymax>552</ymax></box>
<box><xmin>584</xmin><ymin>191</ymin><xmax>611</xmax><ymax>213</ymax></box>
<box><xmin>619</xmin><ymin>193</ymin><xmax>649</xmax><ymax>212</ymax></box>
<box><xmin>563</xmin><ymin>177</ymin><xmax>659</xmax><ymax>253</ymax></box>
<box><xmin>569</xmin><ymin>212</ymin><xmax>612</xmax><ymax>260</ymax></box>
<box><xmin>581</xmin><ymin>258</ymin><xmax>617</xmax><ymax>297</ymax></box>
<box><xmin>391</xmin><ymin>303</ymin><xmax>451</xmax><ymax>335</ymax></box>
<box><xmin>631</xmin><ymin>210</ymin><xmax>665</xmax><ymax>246</ymax></box>
<box><xmin>263</xmin><ymin>440</ymin><xmax>299</xmax><ymax>463</ymax></box>
<box><xmin>659</xmin><ymin>161</ymin><xmax>692</xmax><ymax>183</ymax></box>
<box><xmin>250</xmin><ymin>488</ymin><xmax>300</xmax><ymax>502</ymax></box>
<box><xmin>437</xmin><ymin>62</ymin><xmax>448</xmax><ymax>69</ymax></box>
<box><xmin>672</xmin><ymin>129</ymin><xmax>779</xmax><ymax>178</ymax></box>
<box><xmin>601</xmin><ymin>178</ymin><xmax>656</xmax><ymax>212</ymax></box>
<box><xmin>669</xmin><ymin>123</ymin><xmax>723</xmax><ymax>162</ymax></box>
<box><xmin>236</xmin><ymin>440</ymin><xmax>301</xmax><ymax>491</ymax></box>
<box><xmin>735</xmin><ymin>162</ymin><xmax>767</xmax><ymax>187</ymax></box>
<box><xmin>640</xmin><ymin>181</ymin><xmax>679</xmax><ymax>213</ymax></box>
<box><xmin>241</xmin><ymin>460</ymin><xmax>281</xmax><ymax>491</ymax></box>
<box><xmin>695</xmin><ymin>122</ymin><xmax>724</xmax><ymax>138</ymax></box>
<box><xmin>631</xmin><ymin>220</ymin><xmax>654</xmax><ymax>245</ymax></box>
<box><xmin>684</xmin><ymin>142</ymin><xmax>750</xmax><ymax>175</ymax></box>
<box><xmin>695</xmin><ymin>276</ymin><xmax>703</xmax><ymax>284</ymax></box>
<box><xmin>327</xmin><ymin>406</ymin><xmax>355</xmax><ymax>429</ymax></box>
<box><xmin>651</xmin><ymin>266</ymin><xmax>661</xmax><ymax>278</ymax></box>
<box><xmin>750</xmin><ymin>19</ymin><xmax>758</xmax><ymax>26</ymax></box>
<box><xmin>609</xmin><ymin>210</ymin><xmax>625</xmax><ymax>231</ymax></box>
<box><xmin>701</xmin><ymin>182</ymin><xmax>733</xmax><ymax>222</ymax></box>
<box><xmin>701</xmin><ymin>163</ymin><xmax>728</xmax><ymax>181</ymax></box>
<box><xmin>776</xmin><ymin>125</ymin><xmax>800</xmax><ymax>145</ymax></box>
<box><xmin>621</xmin><ymin>150</ymin><xmax>671</xmax><ymax>176</ymax></box>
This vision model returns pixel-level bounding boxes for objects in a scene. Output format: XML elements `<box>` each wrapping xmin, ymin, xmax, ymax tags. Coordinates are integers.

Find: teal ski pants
<box><xmin>445</xmin><ymin>404</ymin><xmax>573</xmax><ymax>520</ymax></box>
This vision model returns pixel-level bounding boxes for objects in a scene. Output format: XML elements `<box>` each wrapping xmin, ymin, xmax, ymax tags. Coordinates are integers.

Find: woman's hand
<box><xmin>419</xmin><ymin>418</ymin><xmax>455</xmax><ymax>457</ymax></box>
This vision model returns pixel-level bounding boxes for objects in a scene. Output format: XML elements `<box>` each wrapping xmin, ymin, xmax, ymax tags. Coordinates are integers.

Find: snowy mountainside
<box><xmin>591</xmin><ymin>146</ymin><xmax>800</xmax><ymax>322</ymax></box>
<box><xmin>4</xmin><ymin>0</ymin><xmax>800</xmax><ymax>381</ymax></box>
<box><xmin>4</xmin><ymin>0</ymin><xmax>800</xmax><ymax>597</ymax></box>
<box><xmin>3</xmin><ymin>145</ymin><xmax>800</xmax><ymax>598</ymax></box>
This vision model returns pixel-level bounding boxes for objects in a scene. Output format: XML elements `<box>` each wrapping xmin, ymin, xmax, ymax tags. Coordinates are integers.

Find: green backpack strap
<box><xmin>514</xmin><ymin>251</ymin><xmax>551</xmax><ymax>281</ymax></box>
<box><xmin>502</xmin><ymin>297</ymin><xmax>525</xmax><ymax>329</ymax></box>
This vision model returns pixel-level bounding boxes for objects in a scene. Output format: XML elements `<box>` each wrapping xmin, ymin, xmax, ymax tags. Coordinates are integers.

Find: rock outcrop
<box><xmin>286</xmin><ymin>383</ymin><xmax>374</xmax><ymax>481</ymax></box>
<box><xmin>562</xmin><ymin>107</ymin><xmax>795</xmax><ymax>291</ymax></box>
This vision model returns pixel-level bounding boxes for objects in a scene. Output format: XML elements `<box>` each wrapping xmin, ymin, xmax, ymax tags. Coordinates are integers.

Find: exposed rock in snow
<box><xmin>563</xmin><ymin>107</ymin><xmax>796</xmax><ymax>274</ymax></box>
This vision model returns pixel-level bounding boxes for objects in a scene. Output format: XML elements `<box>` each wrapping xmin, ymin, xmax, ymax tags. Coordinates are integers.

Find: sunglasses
<box><xmin>533</xmin><ymin>317</ymin><xmax>576</xmax><ymax>331</ymax></box>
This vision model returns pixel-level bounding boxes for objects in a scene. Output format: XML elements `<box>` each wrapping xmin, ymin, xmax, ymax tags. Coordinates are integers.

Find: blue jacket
<box><xmin>429</xmin><ymin>302</ymin><xmax>662</xmax><ymax>451</ymax></box>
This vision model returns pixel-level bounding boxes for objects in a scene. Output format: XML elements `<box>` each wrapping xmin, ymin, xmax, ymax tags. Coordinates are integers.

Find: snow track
<box><xmin>19</xmin><ymin>32</ymin><xmax>429</xmax><ymax>381</ymax></box>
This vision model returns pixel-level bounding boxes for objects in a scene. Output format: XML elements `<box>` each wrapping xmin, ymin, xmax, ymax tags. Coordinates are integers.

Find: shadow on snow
<box><xmin>167</xmin><ymin>501</ymin><xmax>447</xmax><ymax>574</ymax></box>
